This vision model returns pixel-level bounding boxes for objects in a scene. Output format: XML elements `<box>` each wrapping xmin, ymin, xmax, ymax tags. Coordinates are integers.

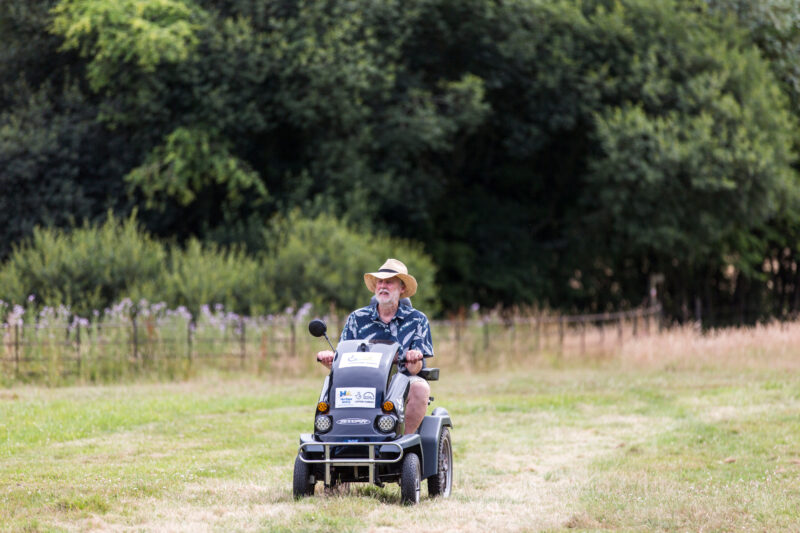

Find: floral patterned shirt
<box><xmin>339</xmin><ymin>302</ymin><xmax>434</xmax><ymax>372</ymax></box>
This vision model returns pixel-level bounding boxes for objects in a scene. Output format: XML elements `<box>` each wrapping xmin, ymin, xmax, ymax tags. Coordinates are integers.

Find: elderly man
<box><xmin>316</xmin><ymin>258</ymin><xmax>433</xmax><ymax>434</ymax></box>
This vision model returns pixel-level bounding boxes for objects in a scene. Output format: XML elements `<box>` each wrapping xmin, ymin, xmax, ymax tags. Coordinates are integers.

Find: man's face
<box><xmin>374</xmin><ymin>277</ymin><xmax>404</xmax><ymax>306</ymax></box>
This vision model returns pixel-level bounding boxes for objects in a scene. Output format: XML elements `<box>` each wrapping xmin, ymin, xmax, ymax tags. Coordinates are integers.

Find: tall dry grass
<box><xmin>619</xmin><ymin>320</ymin><xmax>800</xmax><ymax>370</ymax></box>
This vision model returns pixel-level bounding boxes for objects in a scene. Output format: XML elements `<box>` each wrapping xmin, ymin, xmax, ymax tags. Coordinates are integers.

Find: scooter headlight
<box><xmin>315</xmin><ymin>414</ymin><xmax>332</xmax><ymax>433</ymax></box>
<box><xmin>376</xmin><ymin>414</ymin><xmax>397</xmax><ymax>433</ymax></box>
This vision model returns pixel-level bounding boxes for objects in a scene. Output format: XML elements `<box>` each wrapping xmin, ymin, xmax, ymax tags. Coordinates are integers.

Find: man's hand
<box><xmin>316</xmin><ymin>350</ymin><xmax>334</xmax><ymax>369</ymax></box>
<box><xmin>405</xmin><ymin>348</ymin><xmax>423</xmax><ymax>375</ymax></box>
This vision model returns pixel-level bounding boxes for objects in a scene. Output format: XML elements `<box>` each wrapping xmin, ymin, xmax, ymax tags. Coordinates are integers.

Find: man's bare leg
<box><xmin>404</xmin><ymin>380</ymin><xmax>430</xmax><ymax>434</ymax></box>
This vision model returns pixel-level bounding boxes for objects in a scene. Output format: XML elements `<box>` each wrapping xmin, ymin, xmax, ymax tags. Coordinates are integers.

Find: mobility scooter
<box><xmin>293</xmin><ymin>318</ymin><xmax>453</xmax><ymax>504</ymax></box>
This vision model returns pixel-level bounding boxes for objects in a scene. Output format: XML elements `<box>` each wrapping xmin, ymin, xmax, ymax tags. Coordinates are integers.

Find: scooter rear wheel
<box><xmin>427</xmin><ymin>427</ymin><xmax>453</xmax><ymax>497</ymax></box>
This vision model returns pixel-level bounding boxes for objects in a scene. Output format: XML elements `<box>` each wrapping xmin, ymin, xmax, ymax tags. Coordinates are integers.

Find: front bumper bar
<box><xmin>297</xmin><ymin>434</ymin><xmax>421</xmax><ymax>486</ymax></box>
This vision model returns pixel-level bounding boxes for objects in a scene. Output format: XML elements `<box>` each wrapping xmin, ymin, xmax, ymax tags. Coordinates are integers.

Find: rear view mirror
<box><xmin>308</xmin><ymin>319</ymin><xmax>327</xmax><ymax>338</ymax></box>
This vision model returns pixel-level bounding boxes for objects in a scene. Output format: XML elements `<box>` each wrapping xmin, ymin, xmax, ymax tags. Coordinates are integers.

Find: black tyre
<box><xmin>427</xmin><ymin>427</ymin><xmax>453</xmax><ymax>497</ymax></box>
<box><xmin>292</xmin><ymin>455</ymin><xmax>315</xmax><ymax>499</ymax></box>
<box><xmin>400</xmin><ymin>452</ymin><xmax>421</xmax><ymax>505</ymax></box>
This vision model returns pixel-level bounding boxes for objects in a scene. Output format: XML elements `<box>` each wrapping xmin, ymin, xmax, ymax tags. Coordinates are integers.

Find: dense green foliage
<box><xmin>267</xmin><ymin>211</ymin><xmax>438</xmax><ymax>314</ymax></box>
<box><xmin>0</xmin><ymin>213</ymin><xmax>165</xmax><ymax>315</ymax></box>
<box><xmin>0</xmin><ymin>212</ymin><xmax>435</xmax><ymax>316</ymax></box>
<box><xmin>2</xmin><ymin>0</ymin><xmax>799</xmax><ymax>321</ymax></box>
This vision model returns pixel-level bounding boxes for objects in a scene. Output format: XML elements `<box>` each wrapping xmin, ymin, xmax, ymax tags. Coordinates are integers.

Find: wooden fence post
<box><xmin>76</xmin><ymin>322</ymin><xmax>81</xmax><ymax>376</ymax></box>
<box><xmin>695</xmin><ymin>297</ymin><xmax>702</xmax><ymax>330</ymax></box>
<box><xmin>290</xmin><ymin>321</ymin><xmax>296</xmax><ymax>358</ymax></box>
<box><xmin>240</xmin><ymin>318</ymin><xmax>246</xmax><ymax>368</ymax></box>
<box><xmin>580</xmin><ymin>317</ymin><xmax>586</xmax><ymax>354</ymax></box>
<box><xmin>187</xmin><ymin>321</ymin><xmax>193</xmax><ymax>363</ymax></box>
<box><xmin>131</xmin><ymin>313</ymin><xmax>138</xmax><ymax>360</ymax></box>
<box><xmin>14</xmin><ymin>323</ymin><xmax>20</xmax><ymax>377</ymax></box>
<box><xmin>599</xmin><ymin>315</ymin><xmax>607</xmax><ymax>346</ymax></box>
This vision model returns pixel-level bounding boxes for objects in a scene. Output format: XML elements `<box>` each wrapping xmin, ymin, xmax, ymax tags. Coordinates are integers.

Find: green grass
<box><xmin>1</xmin><ymin>365</ymin><xmax>799</xmax><ymax>532</ymax></box>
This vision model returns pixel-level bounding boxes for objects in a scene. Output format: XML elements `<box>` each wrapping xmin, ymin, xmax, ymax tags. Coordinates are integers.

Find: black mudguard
<box><xmin>418</xmin><ymin>407</ymin><xmax>452</xmax><ymax>479</ymax></box>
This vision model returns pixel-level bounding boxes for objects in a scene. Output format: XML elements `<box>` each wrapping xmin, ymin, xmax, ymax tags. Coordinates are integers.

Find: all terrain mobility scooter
<box><xmin>293</xmin><ymin>317</ymin><xmax>453</xmax><ymax>504</ymax></box>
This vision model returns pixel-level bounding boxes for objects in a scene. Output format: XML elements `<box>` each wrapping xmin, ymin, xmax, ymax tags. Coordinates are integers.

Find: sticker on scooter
<box><xmin>339</xmin><ymin>352</ymin><xmax>382</xmax><ymax>369</ymax></box>
<box><xmin>335</xmin><ymin>387</ymin><xmax>377</xmax><ymax>408</ymax></box>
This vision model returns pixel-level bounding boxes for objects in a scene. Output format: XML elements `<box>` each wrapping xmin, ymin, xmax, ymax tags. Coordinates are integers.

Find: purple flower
<box><xmin>295</xmin><ymin>302</ymin><xmax>313</xmax><ymax>321</ymax></box>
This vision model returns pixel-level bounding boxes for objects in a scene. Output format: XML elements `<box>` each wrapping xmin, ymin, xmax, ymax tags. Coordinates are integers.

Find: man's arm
<box><xmin>403</xmin><ymin>312</ymin><xmax>433</xmax><ymax>375</ymax></box>
<box><xmin>316</xmin><ymin>311</ymin><xmax>358</xmax><ymax>369</ymax></box>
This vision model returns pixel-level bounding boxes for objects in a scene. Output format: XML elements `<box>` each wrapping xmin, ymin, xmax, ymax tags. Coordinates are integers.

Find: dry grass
<box><xmin>618</xmin><ymin>320</ymin><xmax>800</xmax><ymax>370</ymax></box>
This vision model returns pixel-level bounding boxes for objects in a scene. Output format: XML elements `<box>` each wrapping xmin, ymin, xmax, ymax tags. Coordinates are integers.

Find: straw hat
<box><xmin>364</xmin><ymin>258</ymin><xmax>418</xmax><ymax>298</ymax></box>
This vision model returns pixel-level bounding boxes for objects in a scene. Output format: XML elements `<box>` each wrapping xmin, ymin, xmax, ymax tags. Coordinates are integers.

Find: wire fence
<box><xmin>1</xmin><ymin>305</ymin><xmax>664</xmax><ymax>385</ymax></box>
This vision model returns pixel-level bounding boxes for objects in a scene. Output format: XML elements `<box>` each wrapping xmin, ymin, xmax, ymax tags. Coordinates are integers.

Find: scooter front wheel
<box><xmin>400</xmin><ymin>452</ymin><xmax>421</xmax><ymax>505</ymax></box>
<box><xmin>293</xmin><ymin>455</ymin><xmax>315</xmax><ymax>498</ymax></box>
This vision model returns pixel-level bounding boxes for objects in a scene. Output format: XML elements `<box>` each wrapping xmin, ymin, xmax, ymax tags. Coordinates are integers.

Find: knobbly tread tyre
<box><xmin>427</xmin><ymin>427</ymin><xmax>453</xmax><ymax>497</ymax></box>
<box><xmin>400</xmin><ymin>452</ymin><xmax>421</xmax><ymax>505</ymax></box>
<box><xmin>292</xmin><ymin>455</ymin><xmax>315</xmax><ymax>499</ymax></box>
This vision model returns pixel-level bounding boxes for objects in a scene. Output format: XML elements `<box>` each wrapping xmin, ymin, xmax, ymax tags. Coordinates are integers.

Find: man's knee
<box><xmin>408</xmin><ymin>379</ymin><xmax>430</xmax><ymax>404</ymax></box>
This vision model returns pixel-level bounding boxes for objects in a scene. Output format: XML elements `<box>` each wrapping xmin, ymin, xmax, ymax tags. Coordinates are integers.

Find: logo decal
<box><xmin>335</xmin><ymin>387</ymin><xmax>377</xmax><ymax>408</ymax></box>
<box><xmin>336</xmin><ymin>418</ymin><xmax>371</xmax><ymax>425</ymax></box>
<box><xmin>339</xmin><ymin>352</ymin><xmax>382</xmax><ymax>369</ymax></box>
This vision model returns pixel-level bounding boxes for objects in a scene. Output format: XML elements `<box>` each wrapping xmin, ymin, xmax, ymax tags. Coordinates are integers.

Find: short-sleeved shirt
<box><xmin>339</xmin><ymin>302</ymin><xmax>433</xmax><ymax>374</ymax></box>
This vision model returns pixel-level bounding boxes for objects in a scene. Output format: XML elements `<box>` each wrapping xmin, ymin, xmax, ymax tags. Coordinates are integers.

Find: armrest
<box><xmin>418</xmin><ymin>367</ymin><xmax>439</xmax><ymax>381</ymax></box>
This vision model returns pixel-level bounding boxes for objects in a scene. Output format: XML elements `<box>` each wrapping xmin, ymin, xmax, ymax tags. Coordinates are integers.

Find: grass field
<box><xmin>2</xmin><ymin>324</ymin><xmax>800</xmax><ymax>532</ymax></box>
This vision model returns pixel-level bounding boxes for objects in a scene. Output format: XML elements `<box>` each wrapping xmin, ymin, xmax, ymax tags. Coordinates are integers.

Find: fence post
<box><xmin>633</xmin><ymin>313</ymin><xmax>638</xmax><ymax>338</ymax></box>
<box><xmin>240</xmin><ymin>317</ymin><xmax>246</xmax><ymax>368</ymax></box>
<box><xmin>535</xmin><ymin>318</ymin><xmax>541</xmax><ymax>353</ymax></box>
<box><xmin>599</xmin><ymin>315</ymin><xmax>607</xmax><ymax>346</ymax></box>
<box><xmin>695</xmin><ymin>297</ymin><xmax>702</xmax><ymax>330</ymax></box>
<box><xmin>131</xmin><ymin>313</ymin><xmax>138</xmax><ymax>360</ymax></box>
<box><xmin>558</xmin><ymin>316</ymin><xmax>565</xmax><ymax>354</ymax></box>
<box><xmin>290</xmin><ymin>321</ymin><xmax>296</xmax><ymax>358</ymax></box>
<box><xmin>14</xmin><ymin>323</ymin><xmax>20</xmax><ymax>377</ymax></box>
<box><xmin>76</xmin><ymin>322</ymin><xmax>81</xmax><ymax>377</ymax></box>
<box><xmin>617</xmin><ymin>315</ymin><xmax>624</xmax><ymax>345</ymax></box>
<box><xmin>187</xmin><ymin>321</ymin><xmax>193</xmax><ymax>363</ymax></box>
<box><xmin>580</xmin><ymin>317</ymin><xmax>586</xmax><ymax>354</ymax></box>
<box><xmin>483</xmin><ymin>318</ymin><xmax>489</xmax><ymax>350</ymax></box>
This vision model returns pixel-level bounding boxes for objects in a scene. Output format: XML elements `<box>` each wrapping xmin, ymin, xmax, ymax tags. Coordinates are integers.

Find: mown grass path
<box><xmin>1</xmin><ymin>365</ymin><xmax>799</xmax><ymax>532</ymax></box>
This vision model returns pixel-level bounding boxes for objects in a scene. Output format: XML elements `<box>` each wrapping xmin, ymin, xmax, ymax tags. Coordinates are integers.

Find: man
<box><xmin>316</xmin><ymin>258</ymin><xmax>433</xmax><ymax>434</ymax></box>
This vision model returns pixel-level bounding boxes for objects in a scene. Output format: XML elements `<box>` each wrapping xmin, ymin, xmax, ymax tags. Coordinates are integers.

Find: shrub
<box><xmin>0</xmin><ymin>211</ymin><xmax>437</xmax><ymax>318</ymax></box>
<box><xmin>264</xmin><ymin>211</ymin><xmax>439</xmax><ymax>315</ymax></box>
<box><xmin>0</xmin><ymin>211</ymin><xmax>165</xmax><ymax>317</ymax></box>
<box><xmin>151</xmin><ymin>239</ymin><xmax>273</xmax><ymax>316</ymax></box>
